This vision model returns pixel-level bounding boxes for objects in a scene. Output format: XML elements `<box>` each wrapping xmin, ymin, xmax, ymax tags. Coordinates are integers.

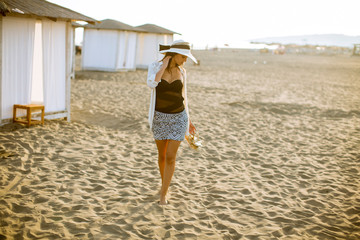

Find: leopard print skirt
<box><xmin>152</xmin><ymin>110</ymin><xmax>188</xmax><ymax>141</ymax></box>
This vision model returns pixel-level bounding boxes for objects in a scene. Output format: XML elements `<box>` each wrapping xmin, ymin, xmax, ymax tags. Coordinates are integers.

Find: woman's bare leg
<box><xmin>155</xmin><ymin>140</ymin><xmax>169</xmax><ymax>184</ymax></box>
<box><xmin>159</xmin><ymin>140</ymin><xmax>181</xmax><ymax>205</ymax></box>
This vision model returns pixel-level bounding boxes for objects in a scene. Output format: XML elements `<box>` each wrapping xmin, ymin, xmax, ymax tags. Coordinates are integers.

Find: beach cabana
<box><xmin>0</xmin><ymin>0</ymin><xmax>96</xmax><ymax>125</ymax></box>
<box><xmin>82</xmin><ymin>19</ymin><xmax>139</xmax><ymax>71</ymax></box>
<box><xmin>135</xmin><ymin>24</ymin><xmax>178</xmax><ymax>69</ymax></box>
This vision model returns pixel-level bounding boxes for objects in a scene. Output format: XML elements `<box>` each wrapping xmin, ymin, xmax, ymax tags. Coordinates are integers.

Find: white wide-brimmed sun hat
<box><xmin>159</xmin><ymin>40</ymin><xmax>197</xmax><ymax>64</ymax></box>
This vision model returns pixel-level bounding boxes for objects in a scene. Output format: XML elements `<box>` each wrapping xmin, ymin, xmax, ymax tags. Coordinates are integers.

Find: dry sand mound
<box><xmin>1</xmin><ymin>50</ymin><xmax>359</xmax><ymax>239</ymax></box>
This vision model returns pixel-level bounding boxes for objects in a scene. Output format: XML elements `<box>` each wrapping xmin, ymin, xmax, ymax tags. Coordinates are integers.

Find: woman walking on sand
<box><xmin>147</xmin><ymin>40</ymin><xmax>197</xmax><ymax>205</ymax></box>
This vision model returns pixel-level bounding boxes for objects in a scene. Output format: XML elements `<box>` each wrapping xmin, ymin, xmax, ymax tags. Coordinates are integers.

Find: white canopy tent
<box><xmin>82</xmin><ymin>19</ymin><xmax>138</xmax><ymax>71</ymax></box>
<box><xmin>135</xmin><ymin>24</ymin><xmax>177</xmax><ymax>69</ymax></box>
<box><xmin>0</xmin><ymin>0</ymin><xmax>96</xmax><ymax>125</ymax></box>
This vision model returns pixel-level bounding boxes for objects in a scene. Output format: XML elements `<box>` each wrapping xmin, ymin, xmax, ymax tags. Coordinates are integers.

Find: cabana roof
<box><xmin>136</xmin><ymin>24</ymin><xmax>179</xmax><ymax>35</ymax></box>
<box><xmin>0</xmin><ymin>0</ymin><xmax>96</xmax><ymax>23</ymax></box>
<box><xmin>83</xmin><ymin>19</ymin><xmax>138</xmax><ymax>32</ymax></box>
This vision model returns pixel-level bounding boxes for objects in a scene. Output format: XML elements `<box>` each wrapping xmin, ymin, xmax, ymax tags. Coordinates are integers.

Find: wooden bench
<box><xmin>13</xmin><ymin>104</ymin><xmax>45</xmax><ymax>127</ymax></box>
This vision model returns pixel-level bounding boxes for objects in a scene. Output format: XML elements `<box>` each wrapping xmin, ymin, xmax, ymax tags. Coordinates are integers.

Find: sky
<box><xmin>48</xmin><ymin>0</ymin><xmax>360</xmax><ymax>49</ymax></box>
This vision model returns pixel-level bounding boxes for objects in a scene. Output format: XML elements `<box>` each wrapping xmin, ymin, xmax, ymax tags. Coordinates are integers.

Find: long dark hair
<box><xmin>160</xmin><ymin>52</ymin><xmax>179</xmax><ymax>73</ymax></box>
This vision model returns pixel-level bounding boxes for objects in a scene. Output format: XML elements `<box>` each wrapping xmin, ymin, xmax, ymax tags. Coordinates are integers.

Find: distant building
<box><xmin>135</xmin><ymin>24</ymin><xmax>178</xmax><ymax>69</ymax></box>
<box><xmin>82</xmin><ymin>19</ymin><xmax>140</xmax><ymax>71</ymax></box>
<box><xmin>81</xmin><ymin>21</ymin><xmax>179</xmax><ymax>71</ymax></box>
<box><xmin>0</xmin><ymin>0</ymin><xmax>96</xmax><ymax>125</ymax></box>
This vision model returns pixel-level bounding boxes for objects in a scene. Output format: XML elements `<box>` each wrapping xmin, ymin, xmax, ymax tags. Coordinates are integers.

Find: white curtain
<box><xmin>68</xmin><ymin>23</ymin><xmax>74</xmax><ymax>78</ymax></box>
<box><xmin>116</xmin><ymin>31</ymin><xmax>127</xmax><ymax>69</ymax></box>
<box><xmin>82</xmin><ymin>29</ymin><xmax>118</xmax><ymax>71</ymax></box>
<box><xmin>166</xmin><ymin>35</ymin><xmax>173</xmax><ymax>45</ymax></box>
<box><xmin>125</xmin><ymin>32</ymin><xmax>137</xmax><ymax>70</ymax></box>
<box><xmin>136</xmin><ymin>33</ymin><xmax>145</xmax><ymax>67</ymax></box>
<box><xmin>42</xmin><ymin>20</ymin><xmax>66</xmax><ymax>113</ymax></box>
<box><xmin>31</xmin><ymin>21</ymin><xmax>44</xmax><ymax>104</ymax></box>
<box><xmin>142</xmin><ymin>34</ymin><xmax>158</xmax><ymax>66</ymax></box>
<box><xmin>2</xmin><ymin>17</ymin><xmax>36</xmax><ymax>119</ymax></box>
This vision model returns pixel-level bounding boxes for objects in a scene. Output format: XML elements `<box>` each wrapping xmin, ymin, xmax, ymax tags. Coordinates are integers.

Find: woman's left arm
<box><xmin>181</xmin><ymin>66</ymin><xmax>195</xmax><ymax>135</ymax></box>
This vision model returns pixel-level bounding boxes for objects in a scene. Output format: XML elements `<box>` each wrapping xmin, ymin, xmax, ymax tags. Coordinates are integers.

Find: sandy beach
<box><xmin>1</xmin><ymin>49</ymin><xmax>359</xmax><ymax>239</ymax></box>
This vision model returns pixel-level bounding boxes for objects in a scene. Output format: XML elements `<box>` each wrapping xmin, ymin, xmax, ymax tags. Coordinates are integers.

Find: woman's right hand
<box><xmin>155</xmin><ymin>56</ymin><xmax>172</xmax><ymax>83</ymax></box>
<box><xmin>162</xmin><ymin>56</ymin><xmax>172</xmax><ymax>67</ymax></box>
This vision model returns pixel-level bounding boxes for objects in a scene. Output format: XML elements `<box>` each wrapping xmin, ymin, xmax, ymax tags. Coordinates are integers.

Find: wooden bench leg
<box><xmin>27</xmin><ymin>107</ymin><xmax>31</xmax><ymax>127</ymax></box>
<box><xmin>13</xmin><ymin>105</ymin><xmax>17</xmax><ymax>123</ymax></box>
<box><xmin>41</xmin><ymin>107</ymin><xmax>45</xmax><ymax>124</ymax></box>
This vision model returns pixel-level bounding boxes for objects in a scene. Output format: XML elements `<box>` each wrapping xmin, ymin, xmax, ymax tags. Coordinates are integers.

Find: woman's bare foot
<box><xmin>159</xmin><ymin>190</ymin><xmax>170</xmax><ymax>205</ymax></box>
<box><xmin>158</xmin><ymin>199</ymin><xmax>170</xmax><ymax>205</ymax></box>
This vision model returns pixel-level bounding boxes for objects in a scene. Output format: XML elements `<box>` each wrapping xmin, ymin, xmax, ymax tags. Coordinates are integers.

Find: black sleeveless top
<box><xmin>155</xmin><ymin>79</ymin><xmax>185</xmax><ymax>113</ymax></box>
